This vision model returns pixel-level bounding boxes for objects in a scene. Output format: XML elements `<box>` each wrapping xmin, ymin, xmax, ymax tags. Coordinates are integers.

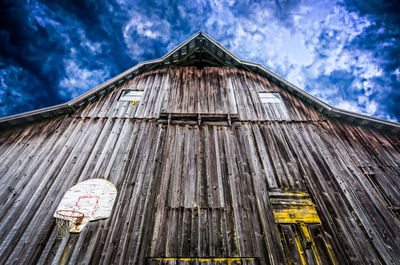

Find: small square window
<box><xmin>119</xmin><ymin>90</ymin><xmax>144</xmax><ymax>103</ymax></box>
<box><xmin>259</xmin><ymin>93</ymin><xmax>283</xmax><ymax>104</ymax></box>
<box><xmin>259</xmin><ymin>92</ymin><xmax>290</xmax><ymax>120</ymax></box>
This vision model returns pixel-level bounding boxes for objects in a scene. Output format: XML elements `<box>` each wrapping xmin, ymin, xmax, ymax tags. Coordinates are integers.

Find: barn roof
<box><xmin>1</xmin><ymin>31</ymin><xmax>399</xmax><ymax>133</ymax></box>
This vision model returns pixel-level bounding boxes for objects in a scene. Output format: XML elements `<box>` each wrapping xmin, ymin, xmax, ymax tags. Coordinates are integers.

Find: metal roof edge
<box><xmin>1</xmin><ymin>31</ymin><xmax>399</xmax><ymax>134</ymax></box>
<box><xmin>195</xmin><ymin>33</ymin><xmax>400</xmax><ymax>132</ymax></box>
<box><xmin>52</xmin><ymin>31</ymin><xmax>204</xmax><ymax>107</ymax></box>
<box><xmin>0</xmin><ymin>103</ymin><xmax>73</xmax><ymax>129</ymax></box>
<box><xmin>238</xmin><ymin>61</ymin><xmax>400</xmax><ymax>133</ymax></box>
<box><xmin>0</xmin><ymin>32</ymin><xmax>203</xmax><ymax>128</ymax></box>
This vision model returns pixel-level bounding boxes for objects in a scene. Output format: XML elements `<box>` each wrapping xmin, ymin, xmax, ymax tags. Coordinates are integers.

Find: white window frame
<box><xmin>259</xmin><ymin>92</ymin><xmax>284</xmax><ymax>104</ymax></box>
<box><xmin>258</xmin><ymin>92</ymin><xmax>290</xmax><ymax>120</ymax></box>
<box><xmin>119</xmin><ymin>90</ymin><xmax>144</xmax><ymax>104</ymax></box>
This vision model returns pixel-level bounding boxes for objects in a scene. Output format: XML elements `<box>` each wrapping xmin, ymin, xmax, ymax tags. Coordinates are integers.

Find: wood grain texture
<box><xmin>0</xmin><ymin>67</ymin><xmax>398</xmax><ymax>265</ymax></box>
<box><xmin>71</xmin><ymin>67</ymin><xmax>324</xmax><ymax>121</ymax></box>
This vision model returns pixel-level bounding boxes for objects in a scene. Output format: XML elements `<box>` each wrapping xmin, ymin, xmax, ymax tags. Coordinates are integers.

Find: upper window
<box><xmin>258</xmin><ymin>92</ymin><xmax>290</xmax><ymax>120</ymax></box>
<box><xmin>259</xmin><ymin>92</ymin><xmax>283</xmax><ymax>104</ymax></box>
<box><xmin>119</xmin><ymin>90</ymin><xmax>144</xmax><ymax>104</ymax></box>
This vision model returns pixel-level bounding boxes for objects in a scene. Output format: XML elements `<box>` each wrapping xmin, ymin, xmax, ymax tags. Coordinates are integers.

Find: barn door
<box><xmin>269</xmin><ymin>189</ymin><xmax>337</xmax><ymax>265</ymax></box>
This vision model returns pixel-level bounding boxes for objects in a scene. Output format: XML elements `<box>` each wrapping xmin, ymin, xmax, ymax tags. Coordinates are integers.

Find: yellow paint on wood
<box><xmin>269</xmin><ymin>190</ymin><xmax>310</xmax><ymax>198</ymax></box>
<box><xmin>273</xmin><ymin>211</ymin><xmax>321</xmax><ymax>224</ymax></box>
<box><xmin>322</xmin><ymin>236</ymin><xmax>338</xmax><ymax>265</ymax></box>
<box><xmin>299</xmin><ymin>222</ymin><xmax>313</xmax><ymax>245</ymax></box>
<box><xmin>271</xmin><ymin>194</ymin><xmax>321</xmax><ymax>224</ymax></box>
<box><xmin>270</xmin><ymin>189</ymin><xmax>337</xmax><ymax>265</ymax></box>
<box><xmin>299</xmin><ymin>223</ymin><xmax>323</xmax><ymax>265</ymax></box>
<box><xmin>270</xmin><ymin>198</ymin><xmax>314</xmax><ymax>206</ymax></box>
<box><xmin>273</xmin><ymin>205</ymin><xmax>318</xmax><ymax>213</ymax></box>
<box><xmin>293</xmin><ymin>227</ymin><xmax>308</xmax><ymax>265</ymax></box>
<box><xmin>311</xmin><ymin>242</ymin><xmax>323</xmax><ymax>265</ymax></box>
<box><xmin>150</xmin><ymin>257</ymin><xmax>253</xmax><ymax>264</ymax></box>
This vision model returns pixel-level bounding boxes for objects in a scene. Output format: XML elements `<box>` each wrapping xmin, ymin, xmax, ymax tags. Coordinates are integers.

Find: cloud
<box><xmin>123</xmin><ymin>11</ymin><xmax>171</xmax><ymax>60</ymax></box>
<box><xmin>0</xmin><ymin>64</ymin><xmax>44</xmax><ymax>116</ymax></box>
<box><xmin>59</xmin><ymin>59</ymin><xmax>111</xmax><ymax>99</ymax></box>
<box><xmin>0</xmin><ymin>0</ymin><xmax>399</xmax><ymax>122</ymax></box>
<box><xmin>0</xmin><ymin>0</ymin><xmax>133</xmax><ymax>116</ymax></box>
<box><xmin>201</xmin><ymin>0</ymin><xmax>399</xmax><ymax>121</ymax></box>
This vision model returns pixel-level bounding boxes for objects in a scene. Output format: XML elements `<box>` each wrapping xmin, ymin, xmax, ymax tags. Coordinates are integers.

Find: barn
<box><xmin>0</xmin><ymin>31</ymin><xmax>399</xmax><ymax>265</ymax></box>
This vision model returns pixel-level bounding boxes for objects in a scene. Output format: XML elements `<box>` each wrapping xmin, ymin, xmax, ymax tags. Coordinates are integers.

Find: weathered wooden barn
<box><xmin>0</xmin><ymin>31</ymin><xmax>399</xmax><ymax>265</ymax></box>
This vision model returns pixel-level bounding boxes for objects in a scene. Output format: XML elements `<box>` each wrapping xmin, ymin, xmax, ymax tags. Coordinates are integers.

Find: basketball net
<box><xmin>55</xmin><ymin>210</ymin><xmax>84</xmax><ymax>239</ymax></box>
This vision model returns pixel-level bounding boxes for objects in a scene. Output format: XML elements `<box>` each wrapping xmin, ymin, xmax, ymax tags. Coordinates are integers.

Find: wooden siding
<box><xmin>71</xmin><ymin>67</ymin><xmax>325</xmax><ymax>121</ymax></box>
<box><xmin>0</xmin><ymin>67</ymin><xmax>399</xmax><ymax>265</ymax></box>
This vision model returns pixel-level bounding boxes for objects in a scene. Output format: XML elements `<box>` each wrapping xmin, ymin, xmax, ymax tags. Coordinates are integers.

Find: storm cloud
<box><xmin>1</xmin><ymin>0</ymin><xmax>399</xmax><ymax>121</ymax></box>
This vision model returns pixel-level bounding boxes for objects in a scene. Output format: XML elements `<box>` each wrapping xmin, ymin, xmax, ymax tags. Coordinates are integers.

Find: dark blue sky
<box><xmin>1</xmin><ymin>0</ymin><xmax>400</xmax><ymax>121</ymax></box>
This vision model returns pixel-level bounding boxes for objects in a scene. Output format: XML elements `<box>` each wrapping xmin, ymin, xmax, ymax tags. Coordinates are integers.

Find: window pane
<box><xmin>258</xmin><ymin>92</ymin><xmax>291</xmax><ymax>120</ymax></box>
<box><xmin>120</xmin><ymin>90</ymin><xmax>144</xmax><ymax>101</ymax></box>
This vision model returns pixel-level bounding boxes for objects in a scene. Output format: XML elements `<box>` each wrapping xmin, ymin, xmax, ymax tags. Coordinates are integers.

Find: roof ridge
<box><xmin>1</xmin><ymin>31</ymin><xmax>399</xmax><ymax>133</ymax></box>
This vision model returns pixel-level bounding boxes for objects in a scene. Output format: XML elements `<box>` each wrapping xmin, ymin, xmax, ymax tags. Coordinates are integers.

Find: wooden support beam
<box><xmin>197</xmin><ymin>113</ymin><xmax>201</xmax><ymax>126</ymax></box>
<box><xmin>201</xmin><ymin>46</ymin><xmax>229</xmax><ymax>67</ymax></box>
<box><xmin>174</xmin><ymin>46</ymin><xmax>200</xmax><ymax>65</ymax></box>
<box><xmin>168</xmin><ymin>113</ymin><xmax>172</xmax><ymax>125</ymax></box>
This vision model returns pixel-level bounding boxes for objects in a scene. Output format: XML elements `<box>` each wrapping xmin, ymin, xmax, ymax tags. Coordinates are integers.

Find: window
<box><xmin>119</xmin><ymin>90</ymin><xmax>144</xmax><ymax>104</ymax></box>
<box><xmin>259</xmin><ymin>93</ymin><xmax>284</xmax><ymax>104</ymax></box>
<box><xmin>259</xmin><ymin>92</ymin><xmax>290</xmax><ymax>120</ymax></box>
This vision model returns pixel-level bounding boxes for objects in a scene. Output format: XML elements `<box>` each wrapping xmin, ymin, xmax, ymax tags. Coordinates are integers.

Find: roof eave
<box><xmin>0</xmin><ymin>31</ymin><xmax>399</xmax><ymax>134</ymax></box>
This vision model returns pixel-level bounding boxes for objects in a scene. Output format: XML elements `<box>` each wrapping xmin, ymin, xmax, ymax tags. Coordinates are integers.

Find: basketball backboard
<box><xmin>54</xmin><ymin>178</ymin><xmax>117</xmax><ymax>233</ymax></box>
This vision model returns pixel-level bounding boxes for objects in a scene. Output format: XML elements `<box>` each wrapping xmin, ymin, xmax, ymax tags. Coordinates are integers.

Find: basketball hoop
<box><xmin>54</xmin><ymin>179</ymin><xmax>117</xmax><ymax>234</ymax></box>
<box><xmin>55</xmin><ymin>210</ymin><xmax>85</xmax><ymax>239</ymax></box>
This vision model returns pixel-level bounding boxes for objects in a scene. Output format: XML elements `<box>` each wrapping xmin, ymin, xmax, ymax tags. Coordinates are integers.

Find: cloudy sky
<box><xmin>1</xmin><ymin>0</ymin><xmax>399</xmax><ymax>121</ymax></box>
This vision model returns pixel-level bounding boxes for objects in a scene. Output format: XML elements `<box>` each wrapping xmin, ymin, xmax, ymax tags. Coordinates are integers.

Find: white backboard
<box><xmin>54</xmin><ymin>178</ymin><xmax>117</xmax><ymax>233</ymax></box>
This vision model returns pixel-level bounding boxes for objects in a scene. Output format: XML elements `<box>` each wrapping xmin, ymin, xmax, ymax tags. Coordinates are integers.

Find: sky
<box><xmin>1</xmin><ymin>0</ymin><xmax>399</xmax><ymax>121</ymax></box>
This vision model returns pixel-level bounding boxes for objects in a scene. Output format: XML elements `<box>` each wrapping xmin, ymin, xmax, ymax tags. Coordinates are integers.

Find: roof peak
<box><xmin>147</xmin><ymin>30</ymin><xmax>246</xmax><ymax>70</ymax></box>
<box><xmin>0</xmin><ymin>31</ymin><xmax>399</xmax><ymax>133</ymax></box>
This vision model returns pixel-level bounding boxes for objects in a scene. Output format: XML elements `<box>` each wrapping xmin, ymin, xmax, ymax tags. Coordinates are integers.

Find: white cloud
<box><xmin>205</xmin><ymin>2</ymin><xmax>315</xmax><ymax>75</ymax></box>
<box><xmin>394</xmin><ymin>68</ymin><xmax>400</xmax><ymax>80</ymax></box>
<box><xmin>7</xmin><ymin>0</ymin><xmax>395</xmax><ymax>121</ymax></box>
<box><xmin>28</xmin><ymin>1</ymin><xmax>61</xmax><ymax>30</ymax></box>
<box><xmin>59</xmin><ymin>60</ymin><xmax>110</xmax><ymax>99</ymax></box>
<box><xmin>202</xmin><ymin>0</ymin><xmax>389</xmax><ymax>119</ymax></box>
<box><xmin>123</xmin><ymin>12</ymin><xmax>171</xmax><ymax>60</ymax></box>
<box><xmin>336</xmin><ymin>100</ymin><xmax>362</xmax><ymax>113</ymax></box>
